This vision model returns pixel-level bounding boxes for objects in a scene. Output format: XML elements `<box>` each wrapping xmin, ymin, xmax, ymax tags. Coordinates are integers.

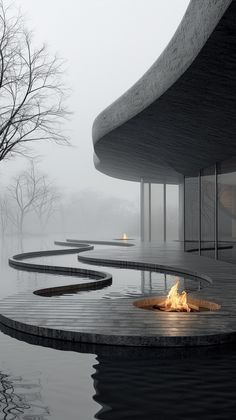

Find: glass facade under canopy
<box><xmin>140</xmin><ymin>155</ymin><xmax>236</xmax><ymax>265</ymax></box>
<box><xmin>184</xmin><ymin>155</ymin><xmax>236</xmax><ymax>264</ymax></box>
<box><xmin>140</xmin><ymin>181</ymin><xmax>179</xmax><ymax>242</ymax></box>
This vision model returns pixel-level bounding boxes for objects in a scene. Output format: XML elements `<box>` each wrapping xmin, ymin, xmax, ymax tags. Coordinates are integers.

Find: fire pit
<box><xmin>133</xmin><ymin>278</ymin><xmax>221</xmax><ymax>313</ymax></box>
<box><xmin>114</xmin><ymin>233</ymin><xmax>134</xmax><ymax>241</ymax></box>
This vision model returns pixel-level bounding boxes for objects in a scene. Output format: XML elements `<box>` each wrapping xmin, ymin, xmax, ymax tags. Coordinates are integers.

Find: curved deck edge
<box><xmin>1</xmin><ymin>239</ymin><xmax>236</xmax><ymax>348</ymax></box>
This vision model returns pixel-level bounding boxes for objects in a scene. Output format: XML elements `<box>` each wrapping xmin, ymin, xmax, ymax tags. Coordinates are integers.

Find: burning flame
<box><xmin>122</xmin><ymin>233</ymin><xmax>128</xmax><ymax>240</ymax></box>
<box><xmin>165</xmin><ymin>279</ymin><xmax>191</xmax><ymax>312</ymax></box>
<box><xmin>159</xmin><ymin>278</ymin><xmax>199</xmax><ymax>312</ymax></box>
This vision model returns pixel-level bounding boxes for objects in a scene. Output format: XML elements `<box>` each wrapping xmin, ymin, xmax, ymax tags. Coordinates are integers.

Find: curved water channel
<box><xmin>0</xmin><ymin>236</ymin><xmax>235</xmax><ymax>419</ymax></box>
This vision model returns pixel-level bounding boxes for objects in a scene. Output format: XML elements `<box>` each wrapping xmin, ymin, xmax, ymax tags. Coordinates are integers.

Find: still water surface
<box><xmin>0</xmin><ymin>236</ymin><xmax>235</xmax><ymax>419</ymax></box>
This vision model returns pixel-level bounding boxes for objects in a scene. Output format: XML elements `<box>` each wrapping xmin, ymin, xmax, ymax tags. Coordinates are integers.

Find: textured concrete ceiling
<box><xmin>93</xmin><ymin>0</ymin><xmax>235</xmax><ymax>183</ymax></box>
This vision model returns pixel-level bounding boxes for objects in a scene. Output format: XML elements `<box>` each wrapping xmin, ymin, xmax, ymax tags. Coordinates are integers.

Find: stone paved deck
<box><xmin>1</xmin><ymin>240</ymin><xmax>236</xmax><ymax>347</ymax></box>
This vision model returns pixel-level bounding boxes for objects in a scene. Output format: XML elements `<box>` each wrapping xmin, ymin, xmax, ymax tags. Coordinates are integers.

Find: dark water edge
<box><xmin>1</xmin><ymin>323</ymin><xmax>236</xmax><ymax>420</ymax></box>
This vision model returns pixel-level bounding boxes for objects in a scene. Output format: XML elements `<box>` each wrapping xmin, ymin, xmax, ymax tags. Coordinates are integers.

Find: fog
<box><xmin>0</xmin><ymin>0</ymin><xmax>189</xmax><ymax>240</ymax></box>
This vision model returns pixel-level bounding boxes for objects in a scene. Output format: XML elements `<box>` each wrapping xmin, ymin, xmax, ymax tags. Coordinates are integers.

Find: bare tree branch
<box><xmin>0</xmin><ymin>1</ymin><xmax>70</xmax><ymax>162</ymax></box>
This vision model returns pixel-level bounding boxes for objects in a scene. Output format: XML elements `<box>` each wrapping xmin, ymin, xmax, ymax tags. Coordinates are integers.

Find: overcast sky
<box><xmin>1</xmin><ymin>0</ymin><xmax>189</xmax><ymax>200</ymax></box>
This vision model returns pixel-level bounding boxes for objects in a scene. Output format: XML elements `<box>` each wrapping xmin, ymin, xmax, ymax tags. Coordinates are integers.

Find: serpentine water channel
<box><xmin>0</xmin><ymin>235</ymin><xmax>235</xmax><ymax>419</ymax></box>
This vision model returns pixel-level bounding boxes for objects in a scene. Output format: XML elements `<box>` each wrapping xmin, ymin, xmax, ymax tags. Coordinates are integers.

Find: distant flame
<box><xmin>159</xmin><ymin>278</ymin><xmax>199</xmax><ymax>312</ymax></box>
<box><xmin>122</xmin><ymin>233</ymin><xmax>128</xmax><ymax>240</ymax></box>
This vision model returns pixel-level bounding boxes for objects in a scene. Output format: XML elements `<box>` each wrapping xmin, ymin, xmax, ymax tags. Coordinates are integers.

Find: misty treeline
<box><xmin>60</xmin><ymin>190</ymin><xmax>140</xmax><ymax>239</ymax></box>
<box><xmin>0</xmin><ymin>161</ymin><xmax>60</xmax><ymax>236</ymax></box>
<box><xmin>0</xmin><ymin>161</ymin><xmax>140</xmax><ymax>238</ymax></box>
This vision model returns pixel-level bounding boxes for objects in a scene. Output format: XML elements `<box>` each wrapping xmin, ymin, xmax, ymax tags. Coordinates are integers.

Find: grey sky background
<box><xmin>1</xmin><ymin>0</ymin><xmax>189</xmax><ymax>202</ymax></box>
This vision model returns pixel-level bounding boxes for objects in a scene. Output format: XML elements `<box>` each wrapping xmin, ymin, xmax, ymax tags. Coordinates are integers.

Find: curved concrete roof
<box><xmin>92</xmin><ymin>0</ymin><xmax>236</xmax><ymax>183</ymax></box>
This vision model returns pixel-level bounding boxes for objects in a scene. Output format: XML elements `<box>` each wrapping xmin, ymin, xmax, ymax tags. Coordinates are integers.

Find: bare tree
<box><xmin>8</xmin><ymin>161</ymin><xmax>44</xmax><ymax>235</ymax></box>
<box><xmin>8</xmin><ymin>161</ymin><xmax>60</xmax><ymax>235</ymax></box>
<box><xmin>0</xmin><ymin>1</ymin><xmax>69</xmax><ymax>161</ymax></box>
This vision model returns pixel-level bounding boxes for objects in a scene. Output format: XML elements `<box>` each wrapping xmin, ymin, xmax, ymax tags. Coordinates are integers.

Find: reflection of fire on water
<box><xmin>155</xmin><ymin>278</ymin><xmax>199</xmax><ymax>312</ymax></box>
<box><xmin>122</xmin><ymin>233</ymin><xmax>128</xmax><ymax>240</ymax></box>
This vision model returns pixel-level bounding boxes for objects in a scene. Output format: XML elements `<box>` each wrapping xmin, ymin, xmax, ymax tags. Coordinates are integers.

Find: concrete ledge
<box><xmin>8</xmin><ymin>245</ymin><xmax>112</xmax><ymax>296</ymax></box>
<box><xmin>1</xmin><ymin>307</ymin><xmax>236</xmax><ymax>347</ymax></box>
<box><xmin>65</xmin><ymin>239</ymin><xmax>134</xmax><ymax>247</ymax></box>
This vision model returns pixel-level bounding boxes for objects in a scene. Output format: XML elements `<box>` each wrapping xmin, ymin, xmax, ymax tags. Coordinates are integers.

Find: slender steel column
<box><xmin>164</xmin><ymin>273</ymin><xmax>167</xmax><ymax>292</ymax></box>
<box><xmin>140</xmin><ymin>179</ymin><xmax>144</xmax><ymax>242</ymax></box>
<box><xmin>149</xmin><ymin>271</ymin><xmax>152</xmax><ymax>290</ymax></box>
<box><xmin>183</xmin><ymin>177</ymin><xmax>186</xmax><ymax>251</ymax></box>
<box><xmin>141</xmin><ymin>271</ymin><xmax>145</xmax><ymax>293</ymax></box>
<box><xmin>215</xmin><ymin>163</ymin><xmax>218</xmax><ymax>260</ymax></box>
<box><xmin>163</xmin><ymin>183</ymin><xmax>166</xmax><ymax>242</ymax></box>
<box><xmin>148</xmin><ymin>183</ymin><xmax>151</xmax><ymax>241</ymax></box>
<box><xmin>199</xmin><ymin>171</ymin><xmax>201</xmax><ymax>256</ymax></box>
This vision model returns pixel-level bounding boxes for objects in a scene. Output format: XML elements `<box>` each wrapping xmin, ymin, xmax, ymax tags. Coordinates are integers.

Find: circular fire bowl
<box><xmin>133</xmin><ymin>296</ymin><xmax>221</xmax><ymax>313</ymax></box>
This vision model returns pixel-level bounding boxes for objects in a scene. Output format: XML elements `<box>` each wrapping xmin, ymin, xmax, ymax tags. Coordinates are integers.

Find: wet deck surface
<box><xmin>1</xmin><ymin>241</ymin><xmax>236</xmax><ymax>346</ymax></box>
